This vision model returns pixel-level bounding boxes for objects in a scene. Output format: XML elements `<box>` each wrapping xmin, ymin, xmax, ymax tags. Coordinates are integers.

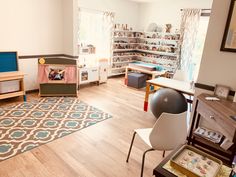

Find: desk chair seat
<box><xmin>126</xmin><ymin>111</ymin><xmax>187</xmax><ymax>177</ymax></box>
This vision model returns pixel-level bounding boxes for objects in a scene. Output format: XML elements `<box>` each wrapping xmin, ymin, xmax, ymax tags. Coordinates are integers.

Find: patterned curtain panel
<box><xmin>101</xmin><ymin>12</ymin><xmax>115</xmax><ymax>62</ymax></box>
<box><xmin>179</xmin><ymin>9</ymin><xmax>201</xmax><ymax>81</ymax></box>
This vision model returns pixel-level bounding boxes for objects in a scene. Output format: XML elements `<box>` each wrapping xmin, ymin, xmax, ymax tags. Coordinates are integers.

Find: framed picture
<box><xmin>221</xmin><ymin>0</ymin><xmax>236</xmax><ymax>52</ymax></box>
<box><xmin>214</xmin><ymin>84</ymin><xmax>230</xmax><ymax>99</ymax></box>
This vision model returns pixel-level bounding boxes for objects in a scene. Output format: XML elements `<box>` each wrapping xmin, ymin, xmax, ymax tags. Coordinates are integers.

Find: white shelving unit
<box><xmin>110</xmin><ymin>30</ymin><xmax>180</xmax><ymax>76</ymax></box>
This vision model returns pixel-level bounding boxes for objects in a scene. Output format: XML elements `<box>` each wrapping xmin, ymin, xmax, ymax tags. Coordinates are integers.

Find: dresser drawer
<box><xmin>197</xmin><ymin>100</ymin><xmax>234</xmax><ymax>139</ymax></box>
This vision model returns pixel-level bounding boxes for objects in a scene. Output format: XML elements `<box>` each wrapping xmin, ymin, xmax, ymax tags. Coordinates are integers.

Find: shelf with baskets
<box><xmin>110</xmin><ymin>30</ymin><xmax>180</xmax><ymax>76</ymax></box>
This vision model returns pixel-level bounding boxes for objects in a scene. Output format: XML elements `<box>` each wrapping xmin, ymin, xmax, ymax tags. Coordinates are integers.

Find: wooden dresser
<box><xmin>188</xmin><ymin>93</ymin><xmax>236</xmax><ymax>165</ymax></box>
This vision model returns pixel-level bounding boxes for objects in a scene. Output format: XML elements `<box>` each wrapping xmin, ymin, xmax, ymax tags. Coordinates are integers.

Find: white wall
<box><xmin>197</xmin><ymin>0</ymin><xmax>236</xmax><ymax>92</ymax></box>
<box><xmin>138</xmin><ymin>0</ymin><xmax>213</xmax><ymax>31</ymax></box>
<box><xmin>0</xmin><ymin>0</ymin><xmax>64</xmax><ymax>91</ymax></box>
<box><xmin>62</xmin><ymin>0</ymin><xmax>79</xmax><ymax>56</ymax></box>
<box><xmin>78</xmin><ymin>0</ymin><xmax>140</xmax><ymax>30</ymax></box>
<box><xmin>0</xmin><ymin>0</ymin><xmax>63</xmax><ymax>55</ymax></box>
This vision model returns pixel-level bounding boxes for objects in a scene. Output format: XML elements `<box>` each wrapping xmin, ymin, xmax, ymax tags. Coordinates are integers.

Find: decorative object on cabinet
<box><xmin>188</xmin><ymin>93</ymin><xmax>236</xmax><ymax>165</ymax></box>
<box><xmin>165</xmin><ymin>24</ymin><xmax>172</xmax><ymax>33</ymax></box>
<box><xmin>146</xmin><ymin>23</ymin><xmax>158</xmax><ymax>32</ymax></box>
<box><xmin>38</xmin><ymin>58</ymin><xmax>77</xmax><ymax>97</ymax></box>
<box><xmin>221</xmin><ymin>0</ymin><xmax>236</xmax><ymax>52</ymax></box>
<box><xmin>78</xmin><ymin>44</ymin><xmax>96</xmax><ymax>54</ymax></box>
<box><xmin>0</xmin><ymin>51</ymin><xmax>26</xmax><ymax>101</ymax></box>
<box><xmin>214</xmin><ymin>84</ymin><xmax>230</xmax><ymax>99</ymax></box>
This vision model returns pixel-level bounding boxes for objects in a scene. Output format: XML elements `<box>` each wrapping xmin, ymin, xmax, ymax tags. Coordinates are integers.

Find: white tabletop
<box><xmin>147</xmin><ymin>77</ymin><xmax>195</xmax><ymax>95</ymax></box>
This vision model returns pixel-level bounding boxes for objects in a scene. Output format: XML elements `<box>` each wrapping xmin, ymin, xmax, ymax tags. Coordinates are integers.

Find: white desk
<box><xmin>144</xmin><ymin>77</ymin><xmax>195</xmax><ymax>111</ymax></box>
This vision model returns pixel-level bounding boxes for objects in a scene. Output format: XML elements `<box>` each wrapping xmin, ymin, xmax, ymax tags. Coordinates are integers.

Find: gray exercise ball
<box><xmin>150</xmin><ymin>88</ymin><xmax>187</xmax><ymax>119</ymax></box>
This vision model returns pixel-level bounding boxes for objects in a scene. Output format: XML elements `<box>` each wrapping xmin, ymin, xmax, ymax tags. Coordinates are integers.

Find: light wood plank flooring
<box><xmin>0</xmin><ymin>77</ymin><xmax>169</xmax><ymax>177</ymax></box>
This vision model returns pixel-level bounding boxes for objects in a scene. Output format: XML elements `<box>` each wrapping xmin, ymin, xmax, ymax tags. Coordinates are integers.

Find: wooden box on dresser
<box><xmin>188</xmin><ymin>93</ymin><xmax>236</xmax><ymax>165</ymax></box>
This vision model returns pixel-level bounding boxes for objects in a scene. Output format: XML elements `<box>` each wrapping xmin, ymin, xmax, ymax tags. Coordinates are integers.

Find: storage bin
<box><xmin>0</xmin><ymin>80</ymin><xmax>20</xmax><ymax>94</ymax></box>
<box><xmin>127</xmin><ymin>73</ymin><xmax>148</xmax><ymax>89</ymax></box>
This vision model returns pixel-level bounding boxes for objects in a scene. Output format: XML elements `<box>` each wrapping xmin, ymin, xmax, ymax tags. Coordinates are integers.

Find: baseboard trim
<box><xmin>26</xmin><ymin>89</ymin><xmax>39</xmax><ymax>94</ymax></box>
<box><xmin>19</xmin><ymin>54</ymin><xmax>78</xmax><ymax>59</ymax></box>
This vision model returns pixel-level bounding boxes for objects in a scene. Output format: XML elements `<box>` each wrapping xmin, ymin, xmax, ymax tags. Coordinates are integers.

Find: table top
<box><xmin>0</xmin><ymin>71</ymin><xmax>25</xmax><ymax>77</ymax></box>
<box><xmin>147</xmin><ymin>77</ymin><xmax>195</xmax><ymax>95</ymax></box>
<box><xmin>0</xmin><ymin>71</ymin><xmax>25</xmax><ymax>81</ymax></box>
<box><xmin>127</xmin><ymin>66</ymin><xmax>166</xmax><ymax>75</ymax></box>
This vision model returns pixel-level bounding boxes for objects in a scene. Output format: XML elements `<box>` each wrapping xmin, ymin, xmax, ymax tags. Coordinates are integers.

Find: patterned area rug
<box><xmin>0</xmin><ymin>97</ymin><xmax>112</xmax><ymax>162</ymax></box>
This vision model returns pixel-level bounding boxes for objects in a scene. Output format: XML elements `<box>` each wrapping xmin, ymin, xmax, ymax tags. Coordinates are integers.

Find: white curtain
<box><xmin>179</xmin><ymin>9</ymin><xmax>201</xmax><ymax>81</ymax></box>
<box><xmin>97</xmin><ymin>12</ymin><xmax>114</xmax><ymax>60</ymax></box>
<box><xmin>78</xmin><ymin>9</ymin><xmax>114</xmax><ymax>65</ymax></box>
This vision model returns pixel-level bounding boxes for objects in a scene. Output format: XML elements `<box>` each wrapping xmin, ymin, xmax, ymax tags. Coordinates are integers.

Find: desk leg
<box><xmin>187</xmin><ymin>99</ymin><xmax>199</xmax><ymax>145</ymax></box>
<box><xmin>21</xmin><ymin>78</ymin><xmax>26</xmax><ymax>102</ymax></box>
<box><xmin>124</xmin><ymin>67</ymin><xmax>128</xmax><ymax>85</ymax></box>
<box><xmin>144</xmin><ymin>82</ymin><xmax>150</xmax><ymax>112</ymax></box>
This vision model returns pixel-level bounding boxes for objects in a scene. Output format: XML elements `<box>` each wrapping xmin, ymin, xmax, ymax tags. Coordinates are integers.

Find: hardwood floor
<box><xmin>0</xmin><ymin>77</ymin><xmax>169</xmax><ymax>177</ymax></box>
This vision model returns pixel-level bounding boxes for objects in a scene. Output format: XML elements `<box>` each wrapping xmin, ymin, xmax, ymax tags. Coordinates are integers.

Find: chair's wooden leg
<box><xmin>162</xmin><ymin>150</ymin><xmax>165</xmax><ymax>158</ymax></box>
<box><xmin>126</xmin><ymin>131</ymin><xmax>136</xmax><ymax>163</ymax></box>
<box><xmin>140</xmin><ymin>148</ymin><xmax>154</xmax><ymax>177</ymax></box>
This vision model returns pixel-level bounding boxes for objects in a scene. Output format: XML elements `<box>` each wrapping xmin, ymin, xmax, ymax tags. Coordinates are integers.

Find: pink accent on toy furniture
<box><xmin>38</xmin><ymin>65</ymin><xmax>49</xmax><ymax>83</ymax></box>
<box><xmin>65</xmin><ymin>66</ymin><xmax>77</xmax><ymax>83</ymax></box>
<box><xmin>38</xmin><ymin>65</ymin><xmax>76</xmax><ymax>84</ymax></box>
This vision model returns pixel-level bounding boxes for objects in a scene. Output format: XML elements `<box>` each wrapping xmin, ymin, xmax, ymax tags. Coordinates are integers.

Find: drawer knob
<box><xmin>210</xmin><ymin>115</ymin><xmax>215</xmax><ymax>120</ymax></box>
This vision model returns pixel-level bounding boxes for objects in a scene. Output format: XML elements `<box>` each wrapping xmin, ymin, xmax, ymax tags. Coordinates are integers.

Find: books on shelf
<box><xmin>110</xmin><ymin>29</ymin><xmax>181</xmax><ymax>76</ymax></box>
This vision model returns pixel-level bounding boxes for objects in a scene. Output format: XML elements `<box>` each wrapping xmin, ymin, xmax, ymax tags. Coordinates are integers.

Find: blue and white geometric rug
<box><xmin>0</xmin><ymin>97</ymin><xmax>112</xmax><ymax>162</ymax></box>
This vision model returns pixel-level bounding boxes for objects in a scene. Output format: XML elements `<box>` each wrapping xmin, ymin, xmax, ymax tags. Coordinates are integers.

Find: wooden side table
<box><xmin>188</xmin><ymin>93</ymin><xmax>236</xmax><ymax>165</ymax></box>
<box><xmin>0</xmin><ymin>71</ymin><xmax>26</xmax><ymax>101</ymax></box>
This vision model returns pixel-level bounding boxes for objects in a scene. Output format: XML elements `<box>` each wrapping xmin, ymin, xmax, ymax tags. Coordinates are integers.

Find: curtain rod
<box><xmin>180</xmin><ymin>8</ymin><xmax>211</xmax><ymax>11</ymax></box>
<box><xmin>79</xmin><ymin>7</ymin><xmax>115</xmax><ymax>14</ymax></box>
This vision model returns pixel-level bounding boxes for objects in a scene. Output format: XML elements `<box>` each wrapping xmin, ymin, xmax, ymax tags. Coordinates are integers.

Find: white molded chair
<box><xmin>126</xmin><ymin>111</ymin><xmax>188</xmax><ymax>177</ymax></box>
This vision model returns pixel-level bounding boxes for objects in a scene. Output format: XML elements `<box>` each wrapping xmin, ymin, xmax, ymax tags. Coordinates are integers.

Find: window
<box><xmin>78</xmin><ymin>9</ymin><xmax>114</xmax><ymax>67</ymax></box>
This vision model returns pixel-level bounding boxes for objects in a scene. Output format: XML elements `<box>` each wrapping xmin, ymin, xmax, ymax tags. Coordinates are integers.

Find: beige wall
<box><xmin>0</xmin><ymin>0</ymin><xmax>64</xmax><ymax>91</ymax></box>
<box><xmin>62</xmin><ymin>0</ymin><xmax>79</xmax><ymax>56</ymax></box>
<box><xmin>0</xmin><ymin>0</ymin><xmax>63</xmax><ymax>55</ymax></box>
<box><xmin>138</xmin><ymin>0</ymin><xmax>213</xmax><ymax>31</ymax></box>
<box><xmin>78</xmin><ymin>0</ymin><xmax>140</xmax><ymax>30</ymax></box>
<box><xmin>197</xmin><ymin>0</ymin><xmax>236</xmax><ymax>92</ymax></box>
